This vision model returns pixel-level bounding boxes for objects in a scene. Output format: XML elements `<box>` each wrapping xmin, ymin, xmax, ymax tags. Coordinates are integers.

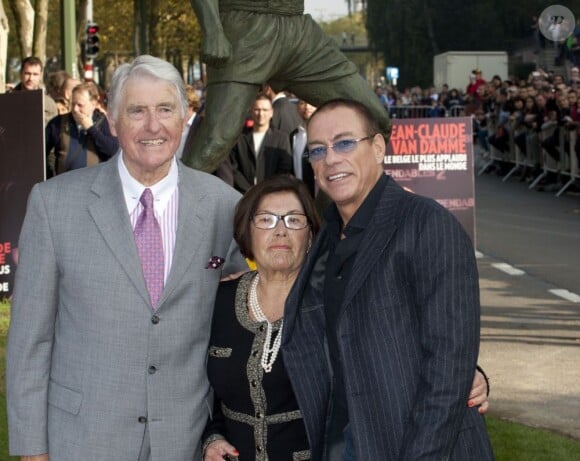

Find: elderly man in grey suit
<box><xmin>282</xmin><ymin>99</ymin><xmax>494</xmax><ymax>460</ymax></box>
<box><xmin>7</xmin><ymin>55</ymin><xmax>245</xmax><ymax>461</ymax></box>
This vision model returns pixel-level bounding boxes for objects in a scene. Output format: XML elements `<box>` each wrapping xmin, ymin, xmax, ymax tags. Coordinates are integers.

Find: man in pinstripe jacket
<box><xmin>282</xmin><ymin>99</ymin><xmax>494</xmax><ymax>460</ymax></box>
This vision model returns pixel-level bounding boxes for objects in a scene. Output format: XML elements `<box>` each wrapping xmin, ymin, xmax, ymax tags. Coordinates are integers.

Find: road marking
<box><xmin>491</xmin><ymin>262</ymin><xmax>526</xmax><ymax>276</ymax></box>
<box><xmin>549</xmin><ymin>289</ymin><xmax>580</xmax><ymax>303</ymax></box>
<box><xmin>475</xmin><ymin>251</ymin><xmax>484</xmax><ymax>259</ymax></box>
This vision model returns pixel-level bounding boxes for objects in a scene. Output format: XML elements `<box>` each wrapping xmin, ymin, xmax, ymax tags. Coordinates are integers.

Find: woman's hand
<box><xmin>204</xmin><ymin>439</ymin><xmax>240</xmax><ymax>461</ymax></box>
<box><xmin>468</xmin><ymin>369</ymin><xmax>490</xmax><ymax>414</ymax></box>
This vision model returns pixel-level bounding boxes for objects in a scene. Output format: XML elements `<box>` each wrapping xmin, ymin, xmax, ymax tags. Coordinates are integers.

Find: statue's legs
<box><xmin>284</xmin><ymin>73</ymin><xmax>392</xmax><ymax>142</ymax></box>
<box><xmin>181</xmin><ymin>82</ymin><xmax>260</xmax><ymax>172</ymax></box>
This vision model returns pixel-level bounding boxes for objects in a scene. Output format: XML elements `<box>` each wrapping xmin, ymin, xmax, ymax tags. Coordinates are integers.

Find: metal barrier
<box><xmin>477</xmin><ymin>117</ymin><xmax>509</xmax><ymax>176</ymax></box>
<box><xmin>501</xmin><ymin>121</ymin><xmax>522</xmax><ymax>182</ymax></box>
<box><xmin>385</xmin><ymin>104</ymin><xmax>578</xmax><ymax>195</ymax></box>
<box><xmin>387</xmin><ymin>105</ymin><xmax>467</xmax><ymax>118</ymax></box>
<box><xmin>448</xmin><ymin>105</ymin><xmax>466</xmax><ymax>117</ymax></box>
<box><xmin>556</xmin><ymin>130</ymin><xmax>579</xmax><ymax>197</ymax></box>
<box><xmin>389</xmin><ymin>106</ymin><xmax>432</xmax><ymax>119</ymax></box>
<box><xmin>528</xmin><ymin>122</ymin><xmax>561</xmax><ymax>189</ymax></box>
<box><xmin>476</xmin><ymin>118</ymin><xmax>579</xmax><ymax>196</ymax></box>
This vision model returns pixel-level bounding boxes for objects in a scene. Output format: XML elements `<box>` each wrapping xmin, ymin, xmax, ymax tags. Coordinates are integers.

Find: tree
<box><xmin>134</xmin><ymin>0</ymin><xmax>150</xmax><ymax>55</ymax></box>
<box><xmin>6</xmin><ymin>0</ymin><xmax>48</xmax><ymax>62</ymax></box>
<box><xmin>2</xmin><ymin>0</ymin><xmax>203</xmax><ymax>87</ymax></box>
<box><xmin>0</xmin><ymin>0</ymin><xmax>9</xmax><ymax>92</ymax></box>
<box><xmin>31</xmin><ymin>0</ymin><xmax>48</xmax><ymax>62</ymax></box>
<box><xmin>366</xmin><ymin>0</ymin><xmax>580</xmax><ymax>88</ymax></box>
<box><xmin>7</xmin><ymin>0</ymin><xmax>33</xmax><ymax>58</ymax></box>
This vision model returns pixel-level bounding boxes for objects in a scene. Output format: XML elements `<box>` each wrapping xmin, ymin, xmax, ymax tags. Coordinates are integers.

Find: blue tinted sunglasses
<box><xmin>306</xmin><ymin>135</ymin><xmax>374</xmax><ymax>162</ymax></box>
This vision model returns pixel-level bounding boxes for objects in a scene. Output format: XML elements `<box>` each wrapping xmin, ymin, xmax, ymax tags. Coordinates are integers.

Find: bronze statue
<box><xmin>184</xmin><ymin>0</ymin><xmax>391</xmax><ymax>172</ymax></box>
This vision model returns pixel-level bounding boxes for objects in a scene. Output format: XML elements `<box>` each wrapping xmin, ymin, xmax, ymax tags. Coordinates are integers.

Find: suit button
<box><xmin>138</xmin><ymin>416</ymin><xmax>147</xmax><ymax>423</ymax></box>
<box><xmin>256</xmin><ymin>444</ymin><xmax>262</xmax><ymax>452</ymax></box>
<box><xmin>251</xmin><ymin>380</ymin><xmax>257</xmax><ymax>387</ymax></box>
<box><xmin>252</xmin><ymin>350</ymin><xmax>259</xmax><ymax>357</ymax></box>
<box><xmin>151</xmin><ymin>315</ymin><xmax>160</xmax><ymax>324</ymax></box>
<box><xmin>259</xmin><ymin>325</ymin><xmax>265</xmax><ymax>332</ymax></box>
<box><xmin>256</xmin><ymin>411</ymin><xmax>262</xmax><ymax>419</ymax></box>
<box><xmin>148</xmin><ymin>365</ymin><xmax>157</xmax><ymax>374</ymax></box>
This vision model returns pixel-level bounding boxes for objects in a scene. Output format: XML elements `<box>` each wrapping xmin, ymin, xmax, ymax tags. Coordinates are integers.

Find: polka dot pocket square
<box><xmin>206</xmin><ymin>256</ymin><xmax>226</xmax><ymax>269</ymax></box>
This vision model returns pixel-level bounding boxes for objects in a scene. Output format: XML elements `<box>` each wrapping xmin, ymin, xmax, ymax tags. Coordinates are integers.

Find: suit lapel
<box><xmin>283</xmin><ymin>225</ymin><xmax>329</xmax><ymax>343</ymax></box>
<box><xmin>157</xmin><ymin>164</ymin><xmax>205</xmax><ymax>306</ymax></box>
<box><xmin>286</xmin><ymin>180</ymin><xmax>405</xmax><ymax>342</ymax></box>
<box><xmin>88</xmin><ymin>157</ymin><xmax>150</xmax><ymax>305</ymax></box>
<box><xmin>245</xmin><ymin>131</ymin><xmax>257</xmax><ymax>163</ymax></box>
<box><xmin>256</xmin><ymin>129</ymin><xmax>270</xmax><ymax>183</ymax></box>
<box><xmin>342</xmin><ymin>180</ymin><xmax>402</xmax><ymax>311</ymax></box>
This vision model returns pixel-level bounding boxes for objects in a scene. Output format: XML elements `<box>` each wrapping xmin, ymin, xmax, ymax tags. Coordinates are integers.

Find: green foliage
<box><xmin>150</xmin><ymin>5</ymin><xmax>201</xmax><ymax>58</ymax></box>
<box><xmin>366</xmin><ymin>0</ymin><xmax>580</xmax><ymax>87</ymax></box>
<box><xmin>487</xmin><ymin>417</ymin><xmax>580</xmax><ymax>460</ymax></box>
<box><xmin>93</xmin><ymin>1</ymin><xmax>134</xmax><ymax>56</ymax></box>
<box><xmin>0</xmin><ymin>386</ymin><xmax>17</xmax><ymax>460</ymax></box>
<box><xmin>317</xmin><ymin>12</ymin><xmax>367</xmax><ymax>41</ymax></box>
<box><xmin>0</xmin><ymin>300</ymin><xmax>10</xmax><ymax>339</ymax></box>
<box><xmin>91</xmin><ymin>1</ymin><xmax>200</xmax><ymax>58</ymax></box>
<box><xmin>0</xmin><ymin>300</ymin><xmax>16</xmax><ymax>459</ymax></box>
<box><xmin>317</xmin><ymin>12</ymin><xmax>379</xmax><ymax>78</ymax></box>
<box><xmin>0</xmin><ymin>300</ymin><xmax>10</xmax><ymax>398</ymax></box>
<box><xmin>4</xmin><ymin>1</ymin><xmax>201</xmax><ymax>71</ymax></box>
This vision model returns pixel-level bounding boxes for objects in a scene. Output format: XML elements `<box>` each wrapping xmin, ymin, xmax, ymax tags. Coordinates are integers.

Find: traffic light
<box><xmin>85</xmin><ymin>23</ymin><xmax>100</xmax><ymax>59</ymax></box>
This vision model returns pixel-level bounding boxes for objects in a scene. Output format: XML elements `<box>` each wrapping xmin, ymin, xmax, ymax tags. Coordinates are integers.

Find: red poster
<box><xmin>0</xmin><ymin>90</ymin><xmax>45</xmax><ymax>298</ymax></box>
<box><xmin>384</xmin><ymin>117</ymin><xmax>476</xmax><ymax>244</ymax></box>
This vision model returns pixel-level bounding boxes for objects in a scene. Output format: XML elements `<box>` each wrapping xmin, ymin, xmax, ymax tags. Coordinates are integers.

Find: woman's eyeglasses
<box><xmin>252</xmin><ymin>212</ymin><xmax>309</xmax><ymax>230</ymax></box>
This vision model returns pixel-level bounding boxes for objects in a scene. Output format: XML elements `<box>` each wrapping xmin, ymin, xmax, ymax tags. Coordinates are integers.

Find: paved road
<box><xmin>476</xmin><ymin>173</ymin><xmax>580</xmax><ymax>292</ymax></box>
<box><xmin>474</xmin><ymin>173</ymin><xmax>580</xmax><ymax>440</ymax></box>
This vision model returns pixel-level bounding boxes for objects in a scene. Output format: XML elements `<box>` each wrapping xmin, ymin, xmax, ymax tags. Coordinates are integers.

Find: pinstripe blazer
<box><xmin>282</xmin><ymin>176</ymin><xmax>494</xmax><ymax>460</ymax></box>
<box><xmin>7</xmin><ymin>156</ymin><xmax>245</xmax><ymax>460</ymax></box>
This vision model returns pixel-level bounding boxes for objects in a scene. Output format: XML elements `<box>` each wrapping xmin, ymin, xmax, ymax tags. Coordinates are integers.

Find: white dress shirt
<box><xmin>118</xmin><ymin>154</ymin><xmax>179</xmax><ymax>283</ymax></box>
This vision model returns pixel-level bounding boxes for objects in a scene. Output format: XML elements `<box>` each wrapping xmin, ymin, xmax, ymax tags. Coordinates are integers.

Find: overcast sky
<box><xmin>304</xmin><ymin>0</ymin><xmax>349</xmax><ymax>20</ymax></box>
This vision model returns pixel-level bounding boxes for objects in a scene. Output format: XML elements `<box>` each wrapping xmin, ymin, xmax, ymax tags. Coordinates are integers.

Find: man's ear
<box><xmin>107</xmin><ymin>114</ymin><xmax>117</xmax><ymax>137</ymax></box>
<box><xmin>372</xmin><ymin>133</ymin><xmax>386</xmax><ymax>164</ymax></box>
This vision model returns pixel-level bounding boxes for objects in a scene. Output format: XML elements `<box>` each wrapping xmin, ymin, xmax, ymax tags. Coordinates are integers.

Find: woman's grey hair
<box><xmin>107</xmin><ymin>55</ymin><xmax>188</xmax><ymax>121</ymax></box>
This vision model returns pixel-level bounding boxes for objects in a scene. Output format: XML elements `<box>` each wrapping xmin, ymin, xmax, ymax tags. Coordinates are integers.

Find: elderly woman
<box><xmin>202</xmin><ymin>175</ymin><xmax>490</xmax><ymax>461</ymax></box>
<box><xmin>202</xmin><ymin>175</ymin><xmax>317</xmax><ymax>461</ymax></box>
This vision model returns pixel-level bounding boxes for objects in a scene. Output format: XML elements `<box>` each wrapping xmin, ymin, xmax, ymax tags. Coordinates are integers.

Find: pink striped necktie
<box><xmin>134</xmin><ymin>188</ymin><xmax>164</xmax><ymax>309</ymax></box>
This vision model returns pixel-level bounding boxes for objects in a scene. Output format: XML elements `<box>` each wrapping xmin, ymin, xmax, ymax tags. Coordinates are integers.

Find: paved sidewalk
<box><xmin>477</xmin><ymin>253</ymin><xmax>580</xmax><ymax>440</ymax></box>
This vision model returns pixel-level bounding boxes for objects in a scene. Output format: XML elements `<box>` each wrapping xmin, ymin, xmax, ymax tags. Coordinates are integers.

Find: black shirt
<box><xmin>322</xmin><ymin>174</ymin><xmax>388</xmax><ymax>424</ymax></box>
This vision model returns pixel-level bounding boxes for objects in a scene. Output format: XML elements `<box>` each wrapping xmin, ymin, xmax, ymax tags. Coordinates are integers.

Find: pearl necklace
<box><xmin>248</xmin><ymin>273</ymin><xmax>283</xmax><ymax>373</ymax></box>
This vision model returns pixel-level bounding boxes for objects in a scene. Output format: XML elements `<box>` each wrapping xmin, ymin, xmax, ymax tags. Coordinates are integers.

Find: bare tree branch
<box><xmin>8</xmin><ymin>0</ymin><xmax>34</xmax><ymax>59</ymax></box>
<box><xmin>0</xmin><ymin>0</ymin><xmax>10</xmax><ymax>91</ymax></box>
<box><xmin>32</xmin><ymin>0</ymin><xmax>48</xmax><ymax>62</ymax></box>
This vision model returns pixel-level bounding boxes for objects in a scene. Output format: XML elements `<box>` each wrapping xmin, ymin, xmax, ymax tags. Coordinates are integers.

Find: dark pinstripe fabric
<box><xmin>282</xmin><ymin>176</ymin><xmax>494</xmax><ymax>460</ymax></box>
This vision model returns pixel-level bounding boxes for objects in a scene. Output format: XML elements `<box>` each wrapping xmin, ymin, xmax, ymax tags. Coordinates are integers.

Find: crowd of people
<box><xmin>11</xmin><ymin>49</ymin><xmax>578</xmax><ymax>196</ymax></box>
<box><xmin>6</xmin><ymin>56</ymin><xmax>118</xmax><ymax>179</ymax></box>
<box><xmin>4</xmin><ymin>54</ymin><xmax>494</xmax><ymax>460</ymax></box>
<box><xmin>374</xmin><ymin>67</ymin><xmax>580</xmax><ymax>193</ymax></box>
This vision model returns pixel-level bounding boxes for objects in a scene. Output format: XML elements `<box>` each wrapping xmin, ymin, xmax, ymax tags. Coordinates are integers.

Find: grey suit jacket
<box><xmin>282</xmin><ymin>177</ymin><xmax>494</xmax><ymax>460</ymax></box>
<box><xmin>7</xmin><ymin>156</ymin><xmax>245</xmax><ymax>460</ymax></box>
